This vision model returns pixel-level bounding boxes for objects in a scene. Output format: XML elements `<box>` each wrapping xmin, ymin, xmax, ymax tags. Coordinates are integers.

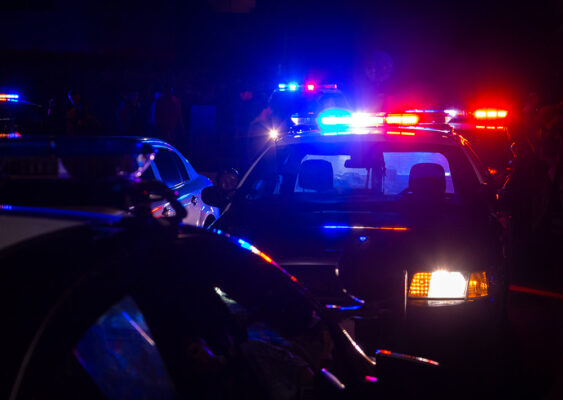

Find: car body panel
<box><xmin>0</xmin><ymin>209</ymin><xmax>382</xmax><ymax>399</ymax></box>
<box><xmin>141</xmin><ymin>140</ymin><xmax>219</xmax><ymax>226</ymax></box>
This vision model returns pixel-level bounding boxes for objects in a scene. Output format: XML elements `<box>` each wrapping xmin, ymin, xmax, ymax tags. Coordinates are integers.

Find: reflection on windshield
<box><xmin>74</xmin><ymin>297</ymin><xmax>175</xmax><ymax>400</ymax></box>
<box><xmin>214</xmin><ymin>285</ymin><xmax>335</xmax><ymax>399</ymax></box>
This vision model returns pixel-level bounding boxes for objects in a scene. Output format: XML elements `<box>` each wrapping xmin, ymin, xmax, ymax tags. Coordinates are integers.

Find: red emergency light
<box><xmin>476</xmin><ymin>125</ymin><xmax>506</xmax><ymax>130</ymax></box>
<box><xmin>474</xmin><ymin>109</ymin><xmax>508</xmax><ymax>119</ymax></box>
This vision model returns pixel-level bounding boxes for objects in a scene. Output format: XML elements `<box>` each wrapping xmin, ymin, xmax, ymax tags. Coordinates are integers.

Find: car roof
<box><xmin>276</xmin><ymin>126</ymin><xmax>463</xmax><ymax>148</ymax></box>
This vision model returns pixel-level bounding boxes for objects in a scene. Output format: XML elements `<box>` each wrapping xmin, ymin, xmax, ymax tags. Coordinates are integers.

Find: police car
<box><xmin>204</xmin><ymin>108</ymin><xmax>508</xmax><ymax>337</ymax></box>
<box><xmin>0</xmin><ymin>136</ymin><xmax>219</xmax><ymax>227</ymax></box>
<box><xmin>266</xmin><ymin>82</ymin><xmax>351</xmax><ymax>139</ymax></box>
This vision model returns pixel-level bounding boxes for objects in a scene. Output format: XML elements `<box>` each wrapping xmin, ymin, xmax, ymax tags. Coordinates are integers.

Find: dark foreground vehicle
<box><xmin>0</xmin><ymin>204</ymin><xmax>442</xmax><ymax>399</ymax></box>
<box><xmin>205</xmin><ymin>115</ymin><xmax>509</xmax><ymax>342</ymax></box>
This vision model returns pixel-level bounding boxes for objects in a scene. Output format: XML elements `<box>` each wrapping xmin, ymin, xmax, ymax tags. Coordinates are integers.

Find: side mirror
<box><xmin>201</xmin><ymin>186</ymin><xmax>226</xmax><ymax>209</ymax></box>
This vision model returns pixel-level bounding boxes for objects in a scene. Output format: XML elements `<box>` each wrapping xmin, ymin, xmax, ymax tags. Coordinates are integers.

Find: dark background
<box><xmin>1</xmin><ymin>2</ymin><xmax>562</xmax><ymax>397</ymax></box>
<box><xmin>1</xmin><ymin>0</ymin><xmax>562</xmax><ymax>167</ymax></box>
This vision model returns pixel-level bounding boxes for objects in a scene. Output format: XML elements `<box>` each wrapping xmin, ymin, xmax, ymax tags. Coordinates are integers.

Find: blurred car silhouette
<box><xmin>0</xmin><ymin>136</ymin><xmax>219</xmax><ymax>227</ymax></box>
<box><xmin>0</xmin><ymin>199</ymin><xmax>439</xmax><ymax>399</ymax></box>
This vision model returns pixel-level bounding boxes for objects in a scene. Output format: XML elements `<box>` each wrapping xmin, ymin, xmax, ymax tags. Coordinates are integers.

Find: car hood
<box><xmin>222</xmin><ymin>200</ymin><xmax>494</xmax><ymax>260</ymax></box>
<box><xmin>218</xmin><ymin>200</ymin><xmax>499</xmax><ymax>303</ymax></box>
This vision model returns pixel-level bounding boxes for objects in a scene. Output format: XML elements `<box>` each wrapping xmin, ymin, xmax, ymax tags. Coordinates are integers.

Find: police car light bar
<box><xmin>351</xmin><ymin>113</ymin><xmax>385</xmax><ymax>127</ymax></box>
<box><xmin>319</xmin><ymin>112</ymin><xmax>384</xmax><ymax>127</ymax></box>
<box><xmin>474</xmin><ymin>109</ymin><xmax>508</xmax><ymax>119</ymax></box>
<box><xmin>278</xmin><ymin>83</ymin><xmax>337</xmax><ymax>92</ymax></box>
<box><xmin>318</xmin><ymin>110</ymin><xmax>422</xmax><ymax>129</ymax></box>
<box><xmin>0</xmin><ymin>132</ymin><xmax>21</xmax><ymax>139</ymax></box>
<box><xmin>0</xmin><ymin>93</ymin><xmax>20</xmax><ymax>102</ymax></box>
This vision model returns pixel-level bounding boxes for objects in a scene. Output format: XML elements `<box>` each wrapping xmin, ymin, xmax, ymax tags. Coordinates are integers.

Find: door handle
<box><xmin>162</xmin><ymin>205</ymin><xmax>176</xmax><ymax>217</ymax></box>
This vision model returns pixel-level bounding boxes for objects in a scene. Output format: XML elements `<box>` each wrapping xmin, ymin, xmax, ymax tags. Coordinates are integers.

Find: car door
<box><xmin>149</xmin><ymin>146</ymin><xmax>199</xmax><ymax>226</ymax></box>
<box><xmin>166</xmin><ymin>148</ymin><xmax>203</xmax><ymax>227</ymax></box>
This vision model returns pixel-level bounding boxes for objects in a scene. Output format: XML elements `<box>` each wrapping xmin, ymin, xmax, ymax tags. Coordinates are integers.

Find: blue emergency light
<box><xmin>288</xmin><ymin>82</ymin><xmax>299</xmax><ymax>91</ymax></box>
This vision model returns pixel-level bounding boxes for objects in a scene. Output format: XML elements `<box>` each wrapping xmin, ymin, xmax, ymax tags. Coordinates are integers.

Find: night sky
<box><xmin>1</xmin><ymin>0</ymin><xmax>561</xmax><ymax>117</ymax></box>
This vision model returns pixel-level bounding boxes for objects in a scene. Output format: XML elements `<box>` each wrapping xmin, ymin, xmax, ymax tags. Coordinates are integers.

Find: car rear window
<box><xmin>294</xmin><ymin>152</ymin><xmax>454</xmax><ymax>195</ymax></box>
<box><xmin>243</xmin><ymin>141</ymin><xmax>479</xmax><ymax>204</ymax></box>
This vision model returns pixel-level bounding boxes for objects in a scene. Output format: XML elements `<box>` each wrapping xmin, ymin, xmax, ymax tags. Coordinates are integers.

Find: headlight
<box><xmin>409</xmin><ymin>270</ymin><xmax>488</xmax><ymax>299</ymax></box>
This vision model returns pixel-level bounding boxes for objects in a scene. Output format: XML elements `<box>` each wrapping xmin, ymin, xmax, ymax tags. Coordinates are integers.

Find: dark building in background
<box><xmin>1</xmin><ymin>0</ymin><xmax>561</xmax><ymax>168</ymax></box>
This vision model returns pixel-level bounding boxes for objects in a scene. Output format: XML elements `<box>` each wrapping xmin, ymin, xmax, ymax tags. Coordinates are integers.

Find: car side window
<box><xmin>154</xmin><ymin>149</ymin><xmax>183</xmax><ymax>187</ymax></box>
<box><xmin>73</xmin><ymin>296</ymin><xmax>176</xmax><ymax>399</ymax></box>
<box><xmin>170</xmin><ymin>151</ymin><xmax>190</xmax><ymax>182</ymax></box>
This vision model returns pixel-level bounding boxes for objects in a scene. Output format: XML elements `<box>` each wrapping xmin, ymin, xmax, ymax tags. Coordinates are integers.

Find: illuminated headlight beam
<box><xmin>428</xmin><ymin>270</ymin><xmax>467</xmax><ymax>298</ymax></box>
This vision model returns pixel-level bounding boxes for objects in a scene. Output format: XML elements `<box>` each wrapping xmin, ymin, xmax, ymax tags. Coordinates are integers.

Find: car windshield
<box><xmin>240</xmin><ymin>139</ymin><xmax>481</xmax><ymax>206</ymax></box>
